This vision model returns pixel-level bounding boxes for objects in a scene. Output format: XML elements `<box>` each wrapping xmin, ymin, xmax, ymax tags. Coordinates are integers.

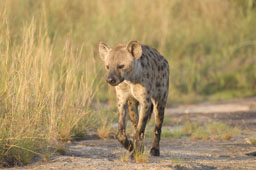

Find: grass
<box><xmin>146</xmin><ymin>121</ymin><xmax>241</xmax><ymax>141</ymax></box>
<box><xmin>171</xmin><ymin>157</ymin><xmax>185</xmax><ymax>166</ymax></box>
<box><xmin>246</xmin><ymin>137</ymin><xmax>256</xmax><ymax>145</ymax></box>
<box><xmin>133</xmin><ymin>150</ymin><xmax>148</xmax><ymax>163</ymax></box>
<box><xmin>96</xmin><ymin>107</ymin><xmax>118</xmax><ymax>139</ymax></box>
<box><xmin>145</xmin><ymin>127</ymin><xmax>187</xmax><ymax>139</ymax></box>
<box><xmin>162</xmin><ymin>128</ymin><xmax>187</xmax><ymax>139</ymax></box>
<box><xmin>184</xmin><ymin>121</ymin><xmax>241</xmax><ymax>141</ymax></box>
<box><xmin>120</xmin><ymin>149</ymin><xmax>149</xmax><ymax>163</ymax></box>
<box><xmin>120</xmin><ymin>150</ymin><xmax>148</xmax><ymax>163</ymax></box>
<box><xmin>0</xmin><ymin>14</ymin><xmax>98</xmax><ymax>167</ymax></box>
<box><xmin>97</xmin><ymin>126</ymin><xmax>113</xmax><ymax>140</ymax></box>
<box><xmin>120</xmin><ymin>152</ymin><xmax>129</xmax><ymax>163</ymax></box>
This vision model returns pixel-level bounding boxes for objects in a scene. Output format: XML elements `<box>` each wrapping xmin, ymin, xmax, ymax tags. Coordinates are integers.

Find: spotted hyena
<box><xmin>99</xmin><ymin>41</ymin><xmax>169</xmax><ymax>156</ymax></box>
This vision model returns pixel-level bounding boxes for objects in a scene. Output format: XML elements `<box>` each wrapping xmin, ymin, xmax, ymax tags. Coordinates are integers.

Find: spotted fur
<box><xmin>99</xmin><ymin>41</ymin><xmax>169</xmax><ymax>156</ymax></box>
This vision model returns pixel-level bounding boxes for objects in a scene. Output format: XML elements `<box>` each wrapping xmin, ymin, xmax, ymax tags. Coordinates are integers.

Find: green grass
<box><xmin>145</xmin><ymin>127</ymin><xmax>187</xmax><ymax>139</ymax></box>
<box><xmin>184</xmin><ymin>121</ymin><xmax>241</xmax><ymax>141</ymax></box>
<box><xmin>246</xmin><ymin>137</ymin><xmax>256</xmax><ymax>145</ymax></box>
<box><xmin>171</xmin><ymin>157</ymin><xmax>185</xmax><ymax>165</ymax></box>
<box><xmin>0</xmin><ymin>0</ymin><xmax>255</xmax><ymax>167</ymax></box>
<box><xmin>146</xmin><ymin>121</ymin><xmax>241</xmax><ymax>141</ymax></box>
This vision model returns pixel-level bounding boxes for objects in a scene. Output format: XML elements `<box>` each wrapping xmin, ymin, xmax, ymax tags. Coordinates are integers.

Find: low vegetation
<box><xmin>146</xmin><ymin>121</ymin><xmax>241</xmax><ymax>141</ymax></box>
<box><xmin>120</xmin><ymin>150</ymin><xmax>148</xmax><ymax>163</ymax></box>
<box><xmin>133</xmin><ymin>150</ymin><xmax>148</xmax><ymax>163</ymax></box>
<box><xmin>0</xmin><ymin>16</ymin><xmax>98</xmax><ymax>167</ymax></box>
<box><xmin>187</xmin><ymin>122</ymin><xmax>241</xmax><ymax>140</ymax></box>
<box><xmin>97</xmin><ymin>126</ymin><xmax>113</xmax><ymax>140</ymax></box>
<box><xmin>96</xmin><ymin>107</ymin><xmax>118</xmax><ymax>139</ymax></box>
<box><xmin>170</xmin><ymin>157</ymin><xmax>185</xmax><ymax>166</ymax></box>
<box><xmin>246</xmin><ymin>137</ymin><xmax>256</xmax><ymax>145</ymax></box>
<box><xmin>120</xmin><ymin>152</ymin><xmax>129</xmax><ymax>163</ymax></box>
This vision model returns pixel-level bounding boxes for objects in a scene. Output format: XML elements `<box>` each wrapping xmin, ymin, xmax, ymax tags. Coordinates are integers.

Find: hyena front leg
<box><xmin>116</xmin><ymin>100</ymin><xmax>134</xmax><ymax>152</ymax></box>
<box><xmin>133</xmin><ymin>100</ymin><xmax>152</xmax><ymax>154</ymax></box>
<box><xmin>127</xmin><ymin>97</ymin><xmax>139</xmax><ymax>129</ymax></box>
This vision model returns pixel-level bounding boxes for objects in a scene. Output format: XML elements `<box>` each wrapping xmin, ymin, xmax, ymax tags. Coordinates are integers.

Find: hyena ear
<box><xmin>127</xmin><ymin>40</ymin><xmax>142</xmax><ymax>59</ymax></box>
<box><xmin>99</xmin><ymin>41</ymin><xmax>111</xmax><ymax>61</ymax></box>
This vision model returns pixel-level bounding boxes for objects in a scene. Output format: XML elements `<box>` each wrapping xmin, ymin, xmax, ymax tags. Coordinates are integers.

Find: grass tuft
<box><xmin>246</xmin><ymin>137</ymin><xmax>256</xmax><ymax>145</ymax></box>
<box><xmin>120</xmin><ymin>152</ymin><xmax>130</xmax><ymax>163</ymax></box>
<box><xmin>97</xmin><ymin>126</ymin><xmax>112</xmax><ymax>140</ymax></box>
<box><xmin>171</xmin><ymin>157</ymin><xmax>185</xmax><ymax>166</ymax></box>
<box><xmin>133</xmin><ymin>150</ymin><xmax>148</xmax><ymax>163</ymax></box>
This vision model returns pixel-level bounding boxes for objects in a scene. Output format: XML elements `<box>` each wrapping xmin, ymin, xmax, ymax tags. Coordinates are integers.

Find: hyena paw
<box><xmin>150</xmin><ymin>147</ymin><xmax>160</xmax><ymax>156</ymax></box>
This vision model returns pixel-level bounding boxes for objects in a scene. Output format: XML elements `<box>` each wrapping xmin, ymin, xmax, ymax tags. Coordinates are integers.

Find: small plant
<box><xmin>96</xmin><ymin>110</ymin><xmax>117</xmax><ymax>139</ymax></box>
<box><xmin>97</xmin><ymin>125</ymin><xmax>112</xmax><ymax>139</ymax></box>
<box><xmin>133</xmin><ymin>149</ymin><xmax>148</xmax><ymax>163</ymax></box>
<box><xmin>171</xmin><ymin>157</ymin><xmax>185</xmax><ymax>165</ymax></box>
<box><xmin>191</xmin><ymin>127</ymin><xmax>209</xmax><ymax>140</ymax></box>
<box><xmin>120</xmin><ymin>152</ymin><xmax>129</xmax><ymax>162</ymax></box>
<box><xmin>246</xmin><ymin>137</ymin><xmax>256</xmax><ymax>145</ymax></box>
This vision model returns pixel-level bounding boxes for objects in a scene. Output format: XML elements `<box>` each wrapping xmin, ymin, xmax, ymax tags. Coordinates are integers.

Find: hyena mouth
<box><xmin>113</xmin><ymin>77</ymin><xmax>124</xmax><ymax>86</ymax></box>
<box><xmin>107</xmin><ymin>77</ymin><xmax>125</xmax><ymax>86</ymax></box>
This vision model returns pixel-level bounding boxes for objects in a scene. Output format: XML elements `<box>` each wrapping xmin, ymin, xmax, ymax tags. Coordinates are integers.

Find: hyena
<box><xmin>99</xmin><ymin>40</ymin><xmax>169</xmax><ymax>156</ymax></box>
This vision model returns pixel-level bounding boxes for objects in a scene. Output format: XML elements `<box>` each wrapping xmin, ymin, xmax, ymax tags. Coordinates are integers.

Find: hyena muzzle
<box><xmin>99</xmin><ymin>40</ymin><xmax>169</xmax><ymax>156</ymax></box>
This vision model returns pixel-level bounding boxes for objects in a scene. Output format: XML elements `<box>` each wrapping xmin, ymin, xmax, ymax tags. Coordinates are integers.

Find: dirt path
<box><xmin>7</xmin><ymin>98</ymin><xmax>256</xmax><ymax>170</ymax></box>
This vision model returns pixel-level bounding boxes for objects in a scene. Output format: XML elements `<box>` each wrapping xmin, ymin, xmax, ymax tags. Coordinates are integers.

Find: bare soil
<box><xmin>5</xmin><ymin>98</ymin><xmax>256</xmax><ymax>170</ymax></box>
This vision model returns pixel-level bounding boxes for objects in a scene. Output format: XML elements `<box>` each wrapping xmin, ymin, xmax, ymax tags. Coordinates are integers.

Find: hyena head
<box><xmin>99</xmin><ymin>41</ymin><xmax>142</xmax><ymax>86</ymax></box>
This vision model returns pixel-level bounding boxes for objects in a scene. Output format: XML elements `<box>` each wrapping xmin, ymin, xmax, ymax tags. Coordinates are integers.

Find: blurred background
<box><xmin>1</xmin><ymin>0</ymin><xmax>256</xmax><ymax>104</ymax></box>
<box><xmin>0</xmin><ymin>0</ymin><xmax>256</xmax><ymax>166</ymax></box>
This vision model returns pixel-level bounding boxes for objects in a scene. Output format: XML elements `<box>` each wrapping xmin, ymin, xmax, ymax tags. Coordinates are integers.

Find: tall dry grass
<box><xmin>0</xmin><ymin>11</ymin><xmax>98</xmax><ymax>166</ymax></box>
<box><xmin>0</xmin><ymin>0</ymin><xmax>256</xmax><ymax>166</ymax></box>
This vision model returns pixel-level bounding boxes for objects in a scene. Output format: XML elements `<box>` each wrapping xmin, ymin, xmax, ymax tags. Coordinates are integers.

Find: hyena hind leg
<box><xmin>150</xmin><ymin>104</ymin><xmax>165</xmax><ymax>156</ymax></box>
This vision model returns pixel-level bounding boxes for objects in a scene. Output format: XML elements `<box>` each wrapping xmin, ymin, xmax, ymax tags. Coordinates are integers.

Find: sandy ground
<box><xmin>5</xmin><ymin>98</ymin><xmax>256</xmax><ymax>170</ymax></box>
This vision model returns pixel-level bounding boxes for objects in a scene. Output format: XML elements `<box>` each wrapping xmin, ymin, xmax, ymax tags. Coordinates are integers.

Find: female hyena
<box><xmin>99</xmin><ymin>40</ymin><xmax>169</xmax><ymax>156</ymax></box>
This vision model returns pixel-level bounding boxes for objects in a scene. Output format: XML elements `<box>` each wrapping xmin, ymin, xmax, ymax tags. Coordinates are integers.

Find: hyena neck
<box><xmin>126</xmin><ymin>60</ymin><xmax>143</xmax><ymax>83</ymax></box>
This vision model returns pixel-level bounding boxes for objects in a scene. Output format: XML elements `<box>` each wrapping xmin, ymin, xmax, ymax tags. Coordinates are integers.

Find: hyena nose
<box><xmin>106</xmin><ymin>77</ymin><xmax>116</xmax><ymax>85</ymax></box>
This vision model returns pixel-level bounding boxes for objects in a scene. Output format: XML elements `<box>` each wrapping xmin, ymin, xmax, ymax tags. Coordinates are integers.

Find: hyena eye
<box><xmin>117</xmin><ymin>65</ymin><xmax>125</xmax><ymax>69</ymax></box>
<box><xmin>106</xmin><ymin>65</ymin><xmax>109</xmax><ymax>69</ymax></box>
